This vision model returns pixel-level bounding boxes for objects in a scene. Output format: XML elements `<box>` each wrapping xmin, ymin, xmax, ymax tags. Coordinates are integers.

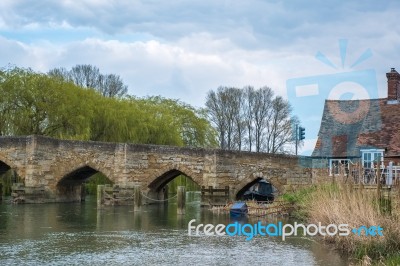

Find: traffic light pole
<box><xmin>295</xmin><ymin>124</ymin><xmax>298</xmax><ymax>156</ymax></box>
<box><xmin>295</xmin><ymin>125</ymin><xmax>305</xmax><ymax>156</ymax></box>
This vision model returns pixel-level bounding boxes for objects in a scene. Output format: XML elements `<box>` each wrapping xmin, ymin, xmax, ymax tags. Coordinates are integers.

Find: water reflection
<box><xmin>0</xmin><ymin>193</ymin><xmax>347</xmax><ymax>265</ymax></box>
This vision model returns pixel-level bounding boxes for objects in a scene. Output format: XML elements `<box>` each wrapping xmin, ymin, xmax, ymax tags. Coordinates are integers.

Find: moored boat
<box><xmin>229</xmin><ymin>202</ymin><xmax>248</xmax><ymax>217</ymax></box>
<box><xmin>242</xmin><ymin>179</ymin><xmax>275</xmax><ymax>202</ymax></box>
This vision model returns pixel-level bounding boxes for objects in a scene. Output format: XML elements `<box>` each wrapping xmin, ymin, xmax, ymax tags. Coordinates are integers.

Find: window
<box><xmin>361</xmin><ymin>149</ymin><xmax>384</xmax><ymax>169</ymax></box>
<box><xmin>329</xmin><ymin>159</ymin><xmax>350</xmax><ymax>176</ymax></box>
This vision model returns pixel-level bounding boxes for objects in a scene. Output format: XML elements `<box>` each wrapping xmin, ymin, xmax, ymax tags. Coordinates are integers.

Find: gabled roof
<box><xmin>312</xmin><ymin>98</ymin><xmax>400</xmax><ymax>158</ymax></box>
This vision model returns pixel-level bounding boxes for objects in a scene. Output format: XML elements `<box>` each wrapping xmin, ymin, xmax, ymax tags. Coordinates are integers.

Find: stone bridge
<box><xmin>0</xmin><ymin>135</ymin><xmax>312</xmax><ymax>204</ymax></box>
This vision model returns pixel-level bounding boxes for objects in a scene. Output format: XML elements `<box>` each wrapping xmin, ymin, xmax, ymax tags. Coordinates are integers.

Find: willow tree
<box><xmin>133</xmin><ymin>96</ymin><xmax>217</xmax><ymax>148</ymax></box>
<box><xmin>0</xmin><ymin>67</ymin><xmax>93</xmax><ymax>138</ymax></box>
<box><xmin>1</xmin><ymin>65</ymin><xmax>218</xmax><ymax>196</ymax></box>
<box><xmin>0</xmin><ymin>66</ymin><xmax>217</xmax><ymax>149</ymax></box>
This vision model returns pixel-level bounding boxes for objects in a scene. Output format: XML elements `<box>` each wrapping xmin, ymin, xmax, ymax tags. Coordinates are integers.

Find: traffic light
<box><xmin>298</xmin><ymin>126</ymin><xmax>305</xmax><ymax>140</ymax></box>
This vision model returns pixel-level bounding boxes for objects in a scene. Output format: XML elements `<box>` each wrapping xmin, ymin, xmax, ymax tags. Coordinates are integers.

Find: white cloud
<box><xmin>0</xmin><ymin>0</ymin><xmax>400</xmax><ymax>148</ymax></box>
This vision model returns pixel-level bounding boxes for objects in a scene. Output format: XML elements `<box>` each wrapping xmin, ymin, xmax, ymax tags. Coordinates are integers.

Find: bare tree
<box><xmin>70</xmin><ymin>64</ymin><xmax>101</xmax><ymax>89</ymax></box>
<box><xmin>98</xmin><ymin>74</ymin><xmax>128</xmax><ymax>98</ymax></box>
<box><xmin>243</xmin><ymin>86</ymin><xmax>255</xmax><ymax>151</ymax></box>
<box><xmin>253</xmin><ymin>87</ymin><xmax>273</xmax><ymax>153</ymax></box>
<box><xmin>206</xmin><ymin>85</ymin><xmax>299</xmax><ymax>154</ymax></box>
<box><xmin>267</xmin><ymin>96</ymin><xmax>292</xmax><ymax>153</ymax></box>
<box><xmin>48</xmin><ymin>67</ymin><xmax>72</xmax><ymax>82</ymax></box>
<box><xmin>48</xmin><ymin>64</ymin><xmax>128</xmax><ymax>98</ymax></box>
<box><xmin>230</xmin><ymin>88</ymin><xmax>245</xmax><ymax>151</ymax></box>
<box><xmin>206</xmin><ymin>87</ymin><xmax>246</xmax><ymax>151</ymax></box>
<box><xmin>205</xmin><ymin>88</ymin><xmax>227</xmax><ymax>149</ymax></box>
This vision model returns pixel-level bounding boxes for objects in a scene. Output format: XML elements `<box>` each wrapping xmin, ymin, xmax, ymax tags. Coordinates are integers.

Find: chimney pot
<box><xmin>387</xmin><ymin>68</ymin><xmax>400</xmax><ymax>101</ymax></box>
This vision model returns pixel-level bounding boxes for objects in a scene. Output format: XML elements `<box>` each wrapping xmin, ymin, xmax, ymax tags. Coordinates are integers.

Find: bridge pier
<box><xmin>144</xmin><ymin>186</ymin><xmax>170</xmax><ymax>205</ymax></box>
<box><xmin>11</xmin><ymin>183</ymin><xmax>47</xmax><ymax>203</ymax></box>
<box><xmin>56</xmin><ymin>184</ymin><xmax>83</xmax><ymax>202</ymax></box>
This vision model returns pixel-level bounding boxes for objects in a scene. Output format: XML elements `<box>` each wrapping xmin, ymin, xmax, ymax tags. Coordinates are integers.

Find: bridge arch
<box><xmin>147</xmin><ymin>164</ymin><xmax>202</xmax><ymax>193</ymax></box>
<box><xmin>235</xmin><ymin>172</ymin><xmax>283</xmax><ymax>200</ymax></box>
<box><xmin>55</xmin><ymin>163</ymin><xmax>113</xmax><ymax>202</ymax></box>
<box><xmin>55</xmin><ymin>161</ymin><xmax>113</xmax><ymax>186</ymax></box>
<box><xmin>0</xmin><ymin>153</ymin><xmax>23</xmax><ymax>181</ymax></box>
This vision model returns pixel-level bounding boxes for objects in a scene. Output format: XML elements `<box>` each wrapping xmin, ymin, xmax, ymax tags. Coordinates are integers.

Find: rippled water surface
<box><xmin>0</xmin><ymin>194</ymin><xmax>347</xmax><ymax>265</ymax></box>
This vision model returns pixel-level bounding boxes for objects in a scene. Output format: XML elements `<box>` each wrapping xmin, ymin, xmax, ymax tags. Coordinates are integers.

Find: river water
<box><xmin>0</xmin><ymin>193</ymin><xmax>347</xmax><ymax>266</ymax></box>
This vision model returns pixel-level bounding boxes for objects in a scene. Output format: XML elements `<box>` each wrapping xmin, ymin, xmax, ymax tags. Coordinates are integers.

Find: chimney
<box><xmin>386</xmin><ymin>68</ymin><xmax>400</xmax><ymax>101</ymax></box>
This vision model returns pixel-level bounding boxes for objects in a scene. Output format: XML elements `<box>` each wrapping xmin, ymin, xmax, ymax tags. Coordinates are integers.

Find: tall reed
<box><xmin>304</xmin><ymin>182</ymin><xmax>400</xmax><ymax>262</ymax></box>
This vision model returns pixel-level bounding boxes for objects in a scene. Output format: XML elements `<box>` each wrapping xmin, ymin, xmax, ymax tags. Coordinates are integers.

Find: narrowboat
<box><xmin>242</xmin><ymin>179</ymin><xmax>275</xmax><ymax>202</ymax></box>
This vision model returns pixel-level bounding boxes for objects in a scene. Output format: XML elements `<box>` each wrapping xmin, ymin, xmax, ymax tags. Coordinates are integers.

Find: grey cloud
<box><xmin>2</xmin><ymin>0</ymin><xmax>398</xmax><ymax>50</ymax></box>
<box><xmin>1</xmin><ymin>0</ymin><xmax>400</xmax><ymax>108</ymax></box>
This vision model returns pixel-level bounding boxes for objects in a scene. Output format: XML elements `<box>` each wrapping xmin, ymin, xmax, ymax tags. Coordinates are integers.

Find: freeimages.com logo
<box><xmin>188</xmin><ymin>219</ymin><xmax>383</xmax><ymax>241</ymax></box>
<box><xmin>286</xmin><ymin>39</ymin><xmax>381</xmax><ymax>160</ymax></box>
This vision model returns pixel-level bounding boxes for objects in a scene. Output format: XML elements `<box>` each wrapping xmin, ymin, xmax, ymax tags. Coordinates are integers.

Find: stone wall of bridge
<box><xmin>0</xmin><ymin>135</ymin><xmax>313</xmax><ymax>203</ymax></box>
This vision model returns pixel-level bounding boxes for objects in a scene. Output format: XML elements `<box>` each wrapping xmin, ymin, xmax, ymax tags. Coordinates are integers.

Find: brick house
<box><xmin>312</xmin><ymin>68</ymin><xmax>400</xmax><ymax>177</ymax></box>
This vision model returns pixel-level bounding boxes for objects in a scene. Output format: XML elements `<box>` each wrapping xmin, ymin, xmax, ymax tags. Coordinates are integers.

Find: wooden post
<box><xmin>97</xmin><ymin>185</ymin><xmax>104</xmax><ymax>207</ymax></box>
<box><xmin>377</xmin><ymin>165</ymin><xmax>382</xmax><ymax>202</ymax></box>
<box><xmin>81</xmin><ymin>185</ymin><xmax>86</xmax><ymax>202</ymax></box>
<box><xmin>388</xmin><ymin>162</ymin><xmax>393</xmax><ymax>186</ymax></box>
<box><xmin>177</xmin><ymin>186</ymin><xmax>186</xmax><ymax>215</ymax></box>
<box><xmin>134</xmin><ymin>185</ymin><xmax>142</xmax><ymax>211</ymax></box>
<box><xmin>163</xmin><ymin>185</ymin><xmax>169</xmax><ymax>202</ymax></box>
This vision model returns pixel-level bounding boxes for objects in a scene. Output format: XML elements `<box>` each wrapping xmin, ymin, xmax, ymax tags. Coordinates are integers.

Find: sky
<box><xmin>1</xmin><ymin>0</ymin><xmax>399</xmax><ymax>154</ymax></box>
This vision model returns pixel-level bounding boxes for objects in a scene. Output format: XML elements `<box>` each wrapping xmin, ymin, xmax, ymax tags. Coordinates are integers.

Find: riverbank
<box><xmin>282</xmin><ymin>183</ymin><xmax>400</xmax><ymax>265</ymax></box>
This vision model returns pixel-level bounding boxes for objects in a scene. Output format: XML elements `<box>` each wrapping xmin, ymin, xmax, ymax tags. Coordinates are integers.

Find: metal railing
<box><xmin>333</xmin><ymin>161</ymin><xmax>400</xmax><ymax>186</ymax></box>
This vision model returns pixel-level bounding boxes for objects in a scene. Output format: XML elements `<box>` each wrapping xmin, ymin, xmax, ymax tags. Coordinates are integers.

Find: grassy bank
<box><xmin>281</xmin><ymin>183</ymin><xmax>400</xmax><ymax>265</ymax></box>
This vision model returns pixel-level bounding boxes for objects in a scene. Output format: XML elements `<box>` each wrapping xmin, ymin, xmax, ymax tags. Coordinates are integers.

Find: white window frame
<box><xmin>329</xmin><ymin>159</ymin><xmax>350</xmax><ymax>176</ymax></box>
<box><xmin>360</xmin><ymin>149</ymin><xmax>384</xmax><ymax>169</ymax></box>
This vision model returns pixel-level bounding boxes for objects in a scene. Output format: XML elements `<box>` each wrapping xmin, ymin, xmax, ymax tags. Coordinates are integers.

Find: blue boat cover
<box><xmin>230</xmin><ymin>202</ymin><xmax>248</xmax><ymax>217</ymax></box>
<box><xmin>231</xmin><ymin>202</ymin><xmax>247</xmax><ymax>210</ymax></box>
